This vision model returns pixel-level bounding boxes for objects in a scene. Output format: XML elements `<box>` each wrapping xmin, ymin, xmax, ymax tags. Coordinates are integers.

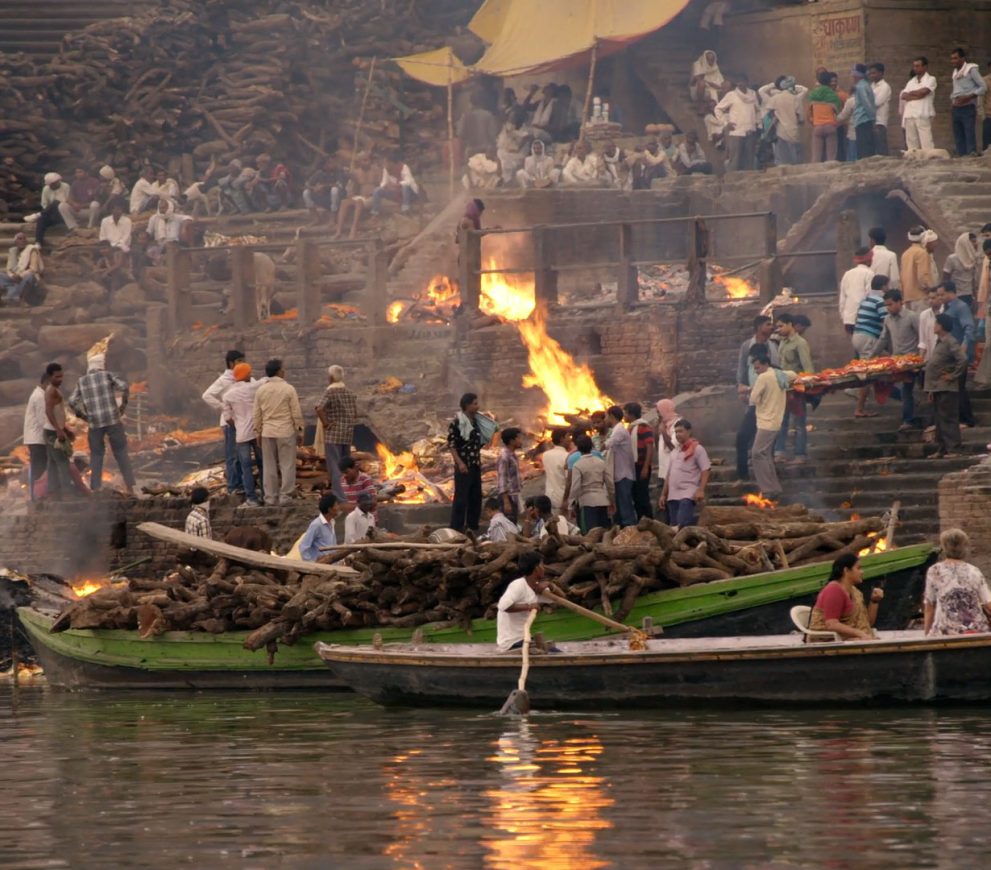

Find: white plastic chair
<box><xmin>790</xmin><ymin>605</ymin><xmax>840</xmax><ymax>643</ymax></box>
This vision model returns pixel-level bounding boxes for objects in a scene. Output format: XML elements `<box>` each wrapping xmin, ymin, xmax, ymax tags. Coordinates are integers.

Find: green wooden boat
<box><xmin>18</xmin><ymin>543</ymin><xmax>934</xmax><ymax>690</ymax></box>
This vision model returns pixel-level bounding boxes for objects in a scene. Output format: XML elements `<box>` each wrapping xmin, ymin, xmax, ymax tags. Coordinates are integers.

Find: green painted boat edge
<box><xmin>17</xmin><ymin>543</ymin><xmax>933</xmax><ymax>672</ymax></box>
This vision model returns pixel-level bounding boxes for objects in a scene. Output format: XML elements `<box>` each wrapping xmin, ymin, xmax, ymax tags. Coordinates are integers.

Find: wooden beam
<box><xmin>137</xmin><ymin>522</ymin><xmax>358</xmax><ymax>576</ymax></box>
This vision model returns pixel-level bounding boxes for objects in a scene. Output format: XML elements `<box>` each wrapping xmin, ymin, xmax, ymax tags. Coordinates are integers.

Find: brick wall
<box><xmin>939</xmin><ymin>459</ymin><xmax>991</xmax><ymax>575</ymax></box>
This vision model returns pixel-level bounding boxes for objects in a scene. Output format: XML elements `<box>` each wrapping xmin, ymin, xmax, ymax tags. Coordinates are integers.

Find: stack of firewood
<box><xmin>0</xmin><ymin>0</ymin><xmax>475</xmax><ymax>216</ymax></box>
<box><xmin>51</xmin><ymin>506</ymin><xmax>886</xmax><ymax>649</ymax></box>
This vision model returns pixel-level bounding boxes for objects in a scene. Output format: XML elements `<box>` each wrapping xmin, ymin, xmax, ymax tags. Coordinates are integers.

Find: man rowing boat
<box><xmin>496</xmin><ymin>552</ymin><xmax>555</xmax><ymax>652</ymax></box>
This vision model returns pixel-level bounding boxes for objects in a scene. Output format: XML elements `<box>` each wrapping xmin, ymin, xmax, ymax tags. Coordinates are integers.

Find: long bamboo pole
<box><xmin>350</xmin><ymin>57</ymin><xmax>377</xmax><ymax>173</ymax></box>
<box><xmin>447</xmin><ymin>66</ymin><xmax>455</xmax><ymax>199</ymax></box>
<box><xmin>579</xmin><ymin>40</ymin><xmax>599</xmax><ymax>142</ymax></box>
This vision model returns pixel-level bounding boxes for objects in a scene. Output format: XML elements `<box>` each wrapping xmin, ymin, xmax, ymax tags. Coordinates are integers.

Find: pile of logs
<box><xmin>51</xmin><ymin>506</ymin><xmax>886</xmax><ymax>650</ymax></box>
<box><xmin>0</xmin><ymin>0</ymin><xmax>476</xmax><ymax>216</ymax></box>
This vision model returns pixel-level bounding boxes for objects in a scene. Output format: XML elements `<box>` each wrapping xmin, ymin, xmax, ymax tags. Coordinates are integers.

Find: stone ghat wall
<box><xmin>939</xmin><ymin>460</ymin><xmax>991</xmax><ymax>576</ymax></box>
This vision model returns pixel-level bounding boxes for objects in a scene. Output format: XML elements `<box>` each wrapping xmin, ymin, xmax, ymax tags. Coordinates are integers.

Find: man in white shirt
<box><xmin>542</xmin><ymin>429</ymin><xmax>571</xmax><ymax>513</ymax></box>
<box><xmin>98</xmin><ymin>199</ymin><xmax>133</xmax><ymax>253</ymax></box>
<box><xmin>675</xmin><ymin>130</ymin><xmax>713</xmax><ymax>175</ymax></box>
<box><xmin>483</xmin><ymin>496</ymin><xmax>519</xmax><ymax>543</ymax></box>
<box><xmin>221</xmin><ymin>362</ymin><xmax>264</xmax><ymax>506</ymax></box>
<box><xmin>918</xmin><ymin>286</ymin><xmax>941</xmax><ymax>361</ymax></box>
<box><xmin>561</xmin><ymin>141</ymin><xmax>602</xmax><ymax>186</ymax></box>
<box><xmin>900</xmin><ymin>56</ymin><xmax>937</xmax><ymax>150</ymax></box>
<box><xmin>369</xmin><ymin>156</ymin><xmax>419</xmax><ymax>215</ymax></box>
<box><xmin>838</xmin><ymin>247</ymin><xmax>875</xmax><ymax>333</ymax></box>
<box><xmin>867</xmin><ymin>226</ymin><xmax>900</xmax><ymax>289</ymax></box>
<box><xmin>344</xmin><ymin>491</ymin><xmax>377</xmax><ymax>543</ymax></box>
<box><xmin>763</xmin><ymin>76</ymin><xmax>808</xmax><ymax>165</ymax></box>
<box><xmin>202</xmin><ymin>348</ymin><xmax>245</xmax><ymax>494</ymax></box>
<box><xmin>22</xmin><ymin>369</ymin><xmax>51</xmax><ymax>500</ymax></box>
<box><xmin>715</xmin><ymin>73</ymin><xmax>759</xmax><ymax>171</ymax></box>
<box><xmin>516</xmin><ymin>140</ymin><xmax>560</xmax><ymax>189</ymax></box>
<box><xmin>129</xmin><ymin>166</ymin><xmax>158</xmax><ymax>214</ymax></box>
<box><xmin>496</xmin><ymin>551</ymin><xmax>554</xmax><ymax>652</ymax></box>
<box><xmin>869</xmin><ymin>63</ymin><xmax>892</xmax><ymax>155</ymax></box>
<box><xmin>35</xmin><ymin>172</ymin><xmax>71</xmax><ymax>246</ymax></box>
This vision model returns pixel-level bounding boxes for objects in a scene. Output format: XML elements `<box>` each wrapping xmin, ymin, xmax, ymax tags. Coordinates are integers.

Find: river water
<box><xmin>2</xmin><ymin>687</ymin><xmax>989</xmax><ymax>869</ymax></box>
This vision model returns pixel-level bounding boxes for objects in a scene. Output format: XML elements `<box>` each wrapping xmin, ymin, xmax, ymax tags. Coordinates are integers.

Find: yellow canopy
<box><xmin>468</xmin><ymin>0</ymin><xmax>691</xmax><ymax>76</ymax></box>
<box><xmin>394</xmin><ymin>46</ymin><xmax>471</xmax><ymax>87</ymax></box>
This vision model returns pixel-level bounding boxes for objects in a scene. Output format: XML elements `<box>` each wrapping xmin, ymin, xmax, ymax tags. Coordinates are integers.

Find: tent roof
<box><xmin>468</xmin><ymin>0</ymin><xmax>691</xmax><ymax>77</ymax></box>
<box><xmin>394</xmin><ymin>46</ymin><xmax>471</xmax><ymax>87</ymax></box>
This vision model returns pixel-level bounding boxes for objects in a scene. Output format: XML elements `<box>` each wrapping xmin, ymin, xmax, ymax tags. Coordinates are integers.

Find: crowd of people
<box><xmin>447</xmin><ymin>392</ymin><xmax>711</xmax><ymax>539</ymax></box>
<box><xmin>690</xmin><ymin>49</ymin><xmax>991</xmax><ymax>171</ymax></box>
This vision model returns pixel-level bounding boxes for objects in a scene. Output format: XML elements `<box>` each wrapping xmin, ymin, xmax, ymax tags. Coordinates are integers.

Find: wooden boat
<box><xmin>17</xmin><ymin>543</ymin><xmax>933</xmax><ymax>690</ymax></box>
<box><xmin>315</xmin><ymin>630</ymin><xmax>991</xmax><ymax>708</ymax></box>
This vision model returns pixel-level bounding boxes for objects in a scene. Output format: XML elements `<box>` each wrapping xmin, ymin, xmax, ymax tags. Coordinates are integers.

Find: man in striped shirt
<box><xmin>339</xmin><ymin>456</ymin><xmax>376</xmax><ymax>505</ymax></box>
<box><xmin>852</xmin><ymin>275</ymin><xmax>889</xmax><ymax>418</ymax></box>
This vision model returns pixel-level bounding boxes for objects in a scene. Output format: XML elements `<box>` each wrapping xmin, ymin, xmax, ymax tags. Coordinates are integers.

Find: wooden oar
<box><xmin>543</xmin><ymin>591</ymin><xmax>651</xmax><ymax>650</ymax></box>
<box><xmin>499</xmin><ymin>609</ymin><xmax>538</xmax><ymax>716</ymax></box>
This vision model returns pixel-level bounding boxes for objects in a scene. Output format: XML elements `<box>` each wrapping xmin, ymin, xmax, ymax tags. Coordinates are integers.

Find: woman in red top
<box><xmin>808</xmin><ymin>553</ymin><xmax>884</xmax><ymax>640</ymax></box>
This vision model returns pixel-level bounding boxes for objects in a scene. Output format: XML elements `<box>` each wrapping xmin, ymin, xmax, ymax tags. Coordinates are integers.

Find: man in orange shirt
<box><xmin>900</xmin><ymin>227</ymin><xmax>937</xmax><ymax>311</ymax></box>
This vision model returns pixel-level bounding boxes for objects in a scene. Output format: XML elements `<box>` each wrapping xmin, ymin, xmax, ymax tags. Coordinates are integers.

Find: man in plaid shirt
<box><xmin>68</xmin><ymin>353</ymin><xmax>136</xmax><ymax>494</ymax></box>
<box><xmin>316</xmin><ymin>364</ymin><xmax>357</xmax><ymax>501</ymax></box>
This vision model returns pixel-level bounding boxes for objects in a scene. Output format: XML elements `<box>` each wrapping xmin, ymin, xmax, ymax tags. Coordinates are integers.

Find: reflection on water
<box><xmin>3</xmin><ymin>688</ymin><xmax>991</xmax><ymax>868</ymax></box>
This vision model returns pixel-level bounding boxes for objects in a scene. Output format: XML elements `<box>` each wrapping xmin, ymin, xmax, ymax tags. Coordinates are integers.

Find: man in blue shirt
<box><xmin>938</xmin><ymin>280</ymin><xmax>977</xmax><ymax>427</ymax></box>
<box><xmin>851</xmin><ymin>64</ymin><xmax>877</xmax><ymax>160</ymax></box>
<box><xmin>300</xmin><ymin>493</ymin><xmax>340</xmax><ymax>561</ymax></box>
<box><xmin>950</xmin><ymin>48</ymin><xmax>988</xmax><ymax>157</ymax></box>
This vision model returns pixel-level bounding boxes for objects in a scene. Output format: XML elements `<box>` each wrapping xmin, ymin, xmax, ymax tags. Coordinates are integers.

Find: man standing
<box><xmin>984</xmin><ymin>61</ymin><xmax>991</xmax><ymax>152</ymax></box>
<box><xmin>221</xmin><ymin>362</ymin><xmax>264</xmax><ymax>507</ymax></box>
<box><xmin>919</xmin><ymin>286</ymin><xmax>941</xmax><ymax>362</ymax></box>
<box><xmin>659</xmin><ymin>419</ymin><xmax>710</xmax><ymax>528</ymax></box>
<box><xmin>1</xmin><ymin>232</ymin><xmax>43</xmax><ymax>305</ymax></box>
<box><xmin>764</xmin><ymin>76</ymin><xmax>808</xmax><ymax>166</ymax></box>
<box><xmin>184</xmin><ymin>487</ymin><xmax>212</xmax><ymax>539</ymax></box>
<box><xmin>735</xmin><ymin>315</ymin><xmax>778</xmax><ymax>481</ymax></box>
<box><xmin>901</xmin><ymin>227</ymin><xmax>935</xmax><ymax>310</ymax></box>
<box><xmin>447</xmin><ymin>392</ymin><xmax>497</xmax><ymax>532</ymax></box>
<box><xmin>867</xmin><ymin>227</ymin><xmax>900</xmax><ymax>289</ymax></box>
<box><xmin>623</xmin><ymin>402</ymin><xmax>654</xmax><ymax>520</ymax></box>
<box><xmin>316</xmin><ymin>364</ymin><xmax>357</xmax><ymax>502</ymax></box>
<box><xmin>774</xmin><ymin>313</ymin><xmax>814</xmax><ymax>461</ymax></box>
<box><xmin>541</xmin><ymin>428</ymin><xmax>571</xmax><ymax>514</ymax></box>
<box><xmin>568</xmin><ymin>434</ymin><xmax>612</xmax><ymax>532</ymax></box>
<box><xmin>496</xmin><ymin>427</ymin><xmax>523</xmax><ymax>524</ymax></box>
<box><xmin>870</xmin><ymin>289</ymin><xmax>921</xmax><ymax>430</ymax></box>
<box><xmin>43</xmin><ymin>363</ymin><xmax>72</xmax><ymax>498</ymax></box>
<box><xmin>839</xmin><ymin>247</ymin><xmax>874</xmax><ymax>333</ymax></box>
<box><xmin>22</xmin><ymin>369</ymin><xmax>50</xmax><ymax>500</ymax></box>
<box><xmin>344</xmin><ymin>491</ymin><xmax>377</xmax><ymax>544</ymax></box>
<box><xmin>202</xmin><ymin>349</ymin><xmax>245</xmax><ymax>494</ymax></box>
<box><xmin>950</xmin><ymin>48</ymin><xmax>987</xmax><ymax>157</ymax></box>
<box><xmin>605</xmin><ymin>405</ymin><xmax>636</xmax><ymax>527</ymax></box>
<box><xmin>925</xmin><ymin>314</ymin><xmax>967</xmax><ymax>457</ymax></box>
<box><xmin>978</xmin><ymin>238</ymin><xmax>991</xmax><ymax>319</ymax></box>
<box><xmin>252</xmin><ymin>359</ymin><xmax>304</xmax><ymax>506</ymax></box>
<box><xmin>850</xmin><ymin>64</ymin><xmax>877</xmax><ymax>159</ymax></box>
<box><xmin>68</xmin><ymin>352</ymin><xmax>136</xmax><ymax>495</ymax></box>
<box><xmin>300</xmin><ymin>494</ymin><xmax>339</xmax><ymax>561</ymax></box>
<box><xmin>938</xmin><ymin>281</ymin><xmax>977</xmax><ymax>427</ymax></box>
<box><xmin>869</xmin><ymin>63</ymin><xmax>892</xmax><ymax>156</ymax></box>
<box><xmin>851</xmin><ymin>275</ymin><xmax>890</xmax><ymax>418</ymax></box>
<box><xmin>749</xmin><ymin>349</ymin><xmax>793</xmax><ymax>499</ymax></box>
<box><xmin>715</xmin><ymin>73</ymin><xmax>759</xmax><ymax>171</ymax></box>
<box><xmin>900</xmin><ymin>57</ymin><xmax>938</xmax><ymax>151</ymax></box>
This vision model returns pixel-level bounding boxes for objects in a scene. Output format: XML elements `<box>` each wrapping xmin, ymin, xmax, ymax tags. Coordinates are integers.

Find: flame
<box><xmin>386</xmin><ymin>301</ymin><xmax>406</xmax><ymax>324</ymax></box>
<box><xmin>264</xmin><ymin>308</ymin><xmax>298</xmax><ymax>322</ymax></box>
<box><xmin>715</xmin><ymin>274</ymin><xmax>758</xmax><ymax>299</ymax></box>
<box><xmin>375</xmin><ymin>444</ymin><xmax>429</xmax><ymax>504</ymax></box>
<box><xmin>71</xmin><ymin>579</ymin><xmax>105</xmax><ymax>598</ymax></box>
<box><xmin>425</xmin><ymin>275</ymin><xmax>459</xmax><ymax>305</ymax></box>
<box><xmin>859</xmin><ymin>532</ymin><xmax>889</xmax><ymax>557</ymax></box>
<box><xmin>479</xmin><ymin>261</ymin><xmax>612</xmax><ymax>425</ymax></box>
<box><xmin>743</xmin><ymin>493</ymin><xmax>778</xmax><ymax>509</ymax></box>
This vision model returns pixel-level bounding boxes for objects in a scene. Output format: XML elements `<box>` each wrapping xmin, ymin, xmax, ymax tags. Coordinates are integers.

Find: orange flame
<box><xmin>859</xmin><ymin>532</ymin><xmax>890</xmax><ymax>557</ymax></box>
<box><xmin>715</xmin><ymin>275</ymin><xmax>758</xmax><ymax>299</ymax></box>
<box><xmin>386</xmin><ymin>300</ymin><xmax>406</xmax><ymax>324</ymax></box>
<box><xmin>743</xmin><ymin>493</ymin><xmax>778</xmax><ymax>509</ymax></box>
<box><xmin>375</xmin><ymin>444</ymin><xmax>428</xmax><ymax>504</ymax></box>
<box><xmin>426</xmin><ymin>275</ymin><xmax>459</xmax><ymax>305</ymax></box>
<box><xmin>71</xmin><ymin>579</ymin><xmax>105</xmax><ymax>598</ymax></box>
<box><xmin>478</xmin><ymin>261</ymin><xmax>613</xmax><ymax>425</ymax></box>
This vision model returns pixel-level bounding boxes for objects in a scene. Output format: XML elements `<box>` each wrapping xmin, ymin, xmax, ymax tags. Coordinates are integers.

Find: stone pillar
<box><xmin>296</xmin><ymin>238</ymin><xmax>321</xmax><ymax>324</ymax></box>
<box><xmin>836</xmin><ymin>209</ymin><xmax>861</xmax><ymax>284</ymax></box>
<box><xmin>165</xmin><ymin>245</ymin><xmax>191</xmax><ymax>336</ymax></box>
<box><xmin>532</xmin><ymin>226</ymin><xmax>558</xmax><ymax>307</ymax></box>
<box><xmin>458</xmin><ymin>226</ymin><xmax>481</xmax><ymax>312</ymax></box>
<box><xmin>230</xmin><ymin>246</ymin><xmax>257</xmax><ymax>330</ymax></box>
<box><xmin>617</xmin><ymin>222</ymin><xmax>638</xmax><ymax>311</ymax></box>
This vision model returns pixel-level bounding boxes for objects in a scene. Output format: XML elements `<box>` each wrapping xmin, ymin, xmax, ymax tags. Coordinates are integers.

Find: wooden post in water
<box><xmin>296</xmin><ymin>238</ymin><xmax>321</xmax><ymax>325</ymax></box>
<box><xmin>364</xmin><ymin>238</ymin><xmax>389</xmax><ymax>326</ymax></box>
<box><xmin>230</xmin><ymin>246</ymin><xmax>257</xmax><ymax>330</ymax></box>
